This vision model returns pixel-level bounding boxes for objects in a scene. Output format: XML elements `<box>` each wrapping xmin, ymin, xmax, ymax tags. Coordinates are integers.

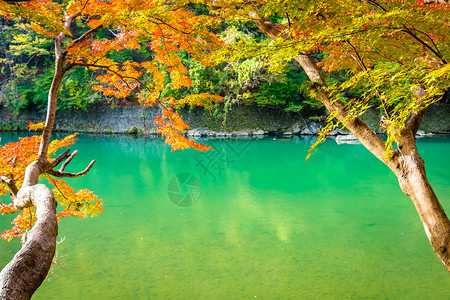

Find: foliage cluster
<box><xmin>211</xmin><ymin>0</ymin><xmax>449</xmax><ymax>154</ymax></box>
<box><xmin>0</xmin><ymin>22</ymin><xmax>102</xmax><ymax>112</ymax></box>
<box><xmin>0</xmin><ymin>11</ymin><xmax>322</xmax><ymax>116</ymax></box>
<box><xmin>0</xmin><ymin>123</ymin><xmax>103</xmax><ymax>241</ymax></box>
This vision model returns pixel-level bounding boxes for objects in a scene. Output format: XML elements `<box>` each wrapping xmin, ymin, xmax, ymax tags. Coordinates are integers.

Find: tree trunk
<box><xmin>298</xmin><ymin>52</ymin><xmax>450</xmax><ymax>271</ymax></box>
<box><xmin>38</xmin><ymin>55</ymin><xmax>65</xmax><ymax>160</ymax></box>
<box><xmin>0</xmin><ymin>39</ymin><xmax>66</xmax><ymax>299</ymax></box>
<box><xmin>1</xmin><ymin>9</ymin><xmax>94</xmax><ymax>299</ymax></box>
<box><xmin>0</xmin><ymin>185</ymin><xmax>57</xmax><ymax>300</ymax></box>
<box><xmin>394</xmin><ymin>136</ymin><xmax>450</xmax><ymax>270</ymax></box>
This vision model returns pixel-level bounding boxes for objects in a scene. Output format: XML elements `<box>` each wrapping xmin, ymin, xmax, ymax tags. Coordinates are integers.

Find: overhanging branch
<box><xmin>48</xmin><ymin>148</ymin><xmax>71</xmax><ymax>169</ymax></box>
<box><xmin>46</xmin><ymin>160</ymin><xmax>95</xmax><ymax>178</ymax></box>
<box><xmin>59</xmin><ymin>150</ymin><xmax>78</xmax><ymax>172</ymax></box>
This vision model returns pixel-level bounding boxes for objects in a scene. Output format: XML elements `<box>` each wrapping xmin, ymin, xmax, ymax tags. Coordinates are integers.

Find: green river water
<box><xmin>1</xmin><ymin>133</ymin><xmax>449</xmax><ymax>299</ymax></box>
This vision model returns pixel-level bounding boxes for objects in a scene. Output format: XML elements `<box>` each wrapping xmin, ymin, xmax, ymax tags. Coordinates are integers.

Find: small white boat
<box><xmin>335</xmin><ymin>134</ymin><xmax>361</xmax><ymax>145</ymax></box>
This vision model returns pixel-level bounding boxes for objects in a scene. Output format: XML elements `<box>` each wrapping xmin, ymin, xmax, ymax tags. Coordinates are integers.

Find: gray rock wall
<box><xmin>0</xmin><ymin>104</ymin><xmax>449</xmax><ymax>136</ymax></box>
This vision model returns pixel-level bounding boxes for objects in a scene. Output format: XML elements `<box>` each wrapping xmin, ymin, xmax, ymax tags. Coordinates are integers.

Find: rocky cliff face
<box><xmin>0</xmin><ymin>104</ymin><xmax>449</xmax><ymax>136</ymax></box>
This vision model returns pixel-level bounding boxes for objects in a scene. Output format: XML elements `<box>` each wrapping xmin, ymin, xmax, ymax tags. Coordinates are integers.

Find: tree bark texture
<box><xmin>0</xmin><ymin>184</ymin><xmax>57</xmax><ymax>300</ymax></box>
<box><xmin>394</xmin><ymin>134</ymin><xmax>450</xmax><ymax>270</ymax></box>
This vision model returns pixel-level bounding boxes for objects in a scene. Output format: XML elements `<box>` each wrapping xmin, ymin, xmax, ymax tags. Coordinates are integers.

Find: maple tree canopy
<box><xmin>0</xmin><ymin>0</ymin><xmax>226</xmax><ymax>240</ymax></box>
<box><xmin>206</xmin><ymin>0</ymin><xmax>449</xmax><ymax>155</ymax></box>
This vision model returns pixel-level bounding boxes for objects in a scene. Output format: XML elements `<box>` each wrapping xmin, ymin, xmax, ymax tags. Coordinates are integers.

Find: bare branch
<box><xmin>59</xmin><ymin>150</ymin><xmax>78</xmax><ymax>172</ymax></box>
<box><xmin>151</xmin><ymin>17</ymin><xmax>192</xmax><ymax>35</ymax></box>
<box><xmin>401</xmin><ymin>26</ymin><xmax>447</xmax><ymax>65</ymax></box>
<box><xmin>405</xmin><ymin>86</ymin><xmax>427</xmax><ymax>135</ymax></box>
<box><xmin>64</xmin><ymin>24</ymin><xmax>103</xmax><ymax>54</ymax></box>
<box><xmin>0</xmin><ymin>176</ymin><xmax>19</xmax><ymax>197</ymax></box>
<box><xmin>48</xmin><ymin>148</ymin><xmax>71</xmax><ymax>169</ymax></box>
<box><xmin>46</xmin><ymin>160</ymin><xmax>95</xmax><ymax>178</ymax></box>
<box><xmin>405</xmin><ymin>110</ymin><xmax>426</xmax><ymax>136</ymax></box>
<box><xmin>65</xmin><ymin>11</ymin><xmax>82</xmax><ymax>27</ymax></box>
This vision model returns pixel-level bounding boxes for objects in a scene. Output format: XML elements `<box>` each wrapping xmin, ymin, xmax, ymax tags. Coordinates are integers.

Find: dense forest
<box><xmin>1</xmin><ymin>3</ymin><xmax>448</xmax><ymax>128</ymax></box>
<box><xmin>0</xmin><ymin>5</ymin><xmax>329</xmax><ymax>120</ymax></box>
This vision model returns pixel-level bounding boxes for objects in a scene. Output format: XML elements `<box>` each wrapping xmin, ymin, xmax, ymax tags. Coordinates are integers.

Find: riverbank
<box><xmin>1</xmin><ymin>104</ymin><xmax>449</xmax><ymax>136</ymax></box>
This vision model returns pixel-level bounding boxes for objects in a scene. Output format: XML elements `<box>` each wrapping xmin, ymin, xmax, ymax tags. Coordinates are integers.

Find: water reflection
<box><xmin>0</xmin><ymin>133</ymin><xmax>449</xmax><ymax>299</ymax></box>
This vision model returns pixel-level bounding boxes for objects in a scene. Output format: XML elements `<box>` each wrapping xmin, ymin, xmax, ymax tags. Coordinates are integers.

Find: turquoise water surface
<box><xmin>1</xmin><ymin>133</ymin><xmax>449</xmax><ymax>299</ymax></box>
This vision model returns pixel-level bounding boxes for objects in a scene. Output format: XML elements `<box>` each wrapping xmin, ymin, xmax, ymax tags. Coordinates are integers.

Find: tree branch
<box><xmin>46</xmin><ymin>160</ymin><xmax>95</xmax><ymax>178</ymax></box>
<box><xmin>345</xmin><ymin>40</ymin><xmax>391</xmax><ymax>119</ymax></box>
<box><xmin>64</xmin><ymin>24</ymin><xmax>103</xmax><ymax>54</ymax></box>
<box><xmin>48</xmin><ymin>148</ymin><xmax>71</xmax><ymax>169</ymax></box>
<box><xmin>367</xmin><ymin>0</ymin><xmax>388</xmax><ymax>12</ymax></box>
<box><xmin>55</xmin><ymin>10</ymin><xmax>83</xmax><ymax>57</ymax></box>
<box><xmin>152</xmin><ymin>17</ymin><xmax>192</xmax><ymax>35</ymax></box>
<box><xmin>404</xmin><ymin>86</ymin><xmax>427</xmax><ymax>135</ymax></box>
<box><xmin>401</xmin><ymin>26</ymin><xmax>447</xmax><ymax>65</ymax></box>
<box><xmin>39</xmin><ymin>9</ymin><xmax>83</xmax><ymax>160</ymax></box>
<box><xmin>405</xmin><ymin>110</ymin><xmax>426</xmax><ymax>136</ymax></box>
<box><xmin>59</xmin><ymin>150</ymin><xmax>78</xmax><ymax>172</ymax></box>
<box><xmin>367</xmin><ymin>1</ymin><xmax>446</xmax><ymax>64</ymax></box>
<box><xmin>409</xmin><ymin>28</ymin><xmax>445</xmax><ymax>61</ymax></box>
<box><xmin>0</xmin><ymin>176</ymin><xmax>19</xmax><ymax>198</ymax></box>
